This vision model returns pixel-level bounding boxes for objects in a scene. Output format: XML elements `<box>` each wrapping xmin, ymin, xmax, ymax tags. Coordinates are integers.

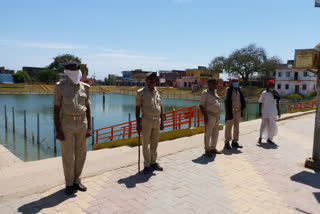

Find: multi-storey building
<box><xmin>0</xmin><ymin>66</ymin><xmax>14</xmax><ymax>83</ymax></box>
<box><xmin>159</xmin><ymin>70</ymin><xmax>185</xmax><ymax>86</ymax></box>
<box><xmin>174</xmin><ymin>66</ymin><xmax>219</xmax><ymax>89</ymax></box>
<box><xmin>275</xmin><ymin>60</ymin><xmax>317</xmax><ymax>95</ymax></box>
<box><xmin>22</xmin><ymin>67</ymin><xmax>44</xmax><ymax>79</ymax></box>
<box><xmin>121</xmin><ymin>69</ymin><xmax>152</xmax><ymax>86</ymax></box>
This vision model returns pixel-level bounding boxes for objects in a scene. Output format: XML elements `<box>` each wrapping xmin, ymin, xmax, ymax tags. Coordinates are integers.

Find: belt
<box><xmin>232</xmin><ymin>108</ymin><xmax>241</xmax><ymax>111</ymax></box>
<box><xmin>207</xmin><ymin>111</ymin><xmax>219</xmax><ymax>116</ymax></box>
<box><xmin>143</xmin><ymin>115</ymin><xmax>160</xmax><ymax>120</ymax></box>
<box><xmin>62</xmin><ymin>114</ymin><xmax>86</xmax><ymax>120</ymax></box>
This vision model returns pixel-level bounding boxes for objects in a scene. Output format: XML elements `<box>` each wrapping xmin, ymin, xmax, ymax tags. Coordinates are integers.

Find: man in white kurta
<box><xmin>258</xmin><ymin>80</ymin><xmax>281</xmax><ymax>144</ymax></box>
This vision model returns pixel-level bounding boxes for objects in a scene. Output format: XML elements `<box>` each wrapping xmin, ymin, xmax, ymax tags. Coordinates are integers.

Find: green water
<box><xmin>0</xmin><ymin>93</ymin><xmax>284</xmax><ymax>161</ymax></box>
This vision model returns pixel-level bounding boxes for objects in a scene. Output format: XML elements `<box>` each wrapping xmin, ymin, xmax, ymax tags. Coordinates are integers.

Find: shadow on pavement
<box><xmin>118</xmin><ymin>172</ymin><xmax>155</xmax><ymax>188</ymax></box>
<box><xmin>291</xmin><ymin>171</ymin><xmax>320</xmax><ymax>204</ymax></box>
<box><xmin>313</xmin><ymin>192</ymin><xmax>320</xmax><ymax>203</ymax></box>
<box><xmin>257</xmin><ymin>142</ymin><xmax>279</xmax><ymax>149</ymax></box>
<box><xmin>192</xmin><ymin>154</ymin><xmax>216</xmax><ymax>164</ymax></box>
<box><xmin>290</xmin><ymin>171</ymin><xmax>320</xmax><ymax>189</ymax></box>
<box><xmin>17</xmin><ymin>189</ymin><xmax>75</xmax><ymax>214</ymax></box>
<box><xmin>295</xmin><ymin>208</ymin><xmax>313</xmax><ymax>214</ymax></box>
<box><xmin>222</xmin><ymin>148</ymin><xmax>242</xmax><ymax>155</ymax></box>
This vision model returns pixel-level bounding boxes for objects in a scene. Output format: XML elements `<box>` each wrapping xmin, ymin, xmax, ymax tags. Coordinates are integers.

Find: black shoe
<box><xmin>205</xmin><ymin>151</ymin><xmax>212</xmax><ymax>157</ymax></box>
<box><xmin>143</xmin><ymin>167</ymin><xmax>152</xmax><ymax>175</ymax></box>
<box><xmin>151</xmin><ymin>163</ymin><xmax>163</xmax><ymax>171</ymax></box>
<box><xmin>224</xmin><ymin>142</ymin><xmax>232</xmax><ymax>150</ymax></box>
<box><xmin>65</xmin><ymin>185</ymin><xmax>75</xmax><ymax>195</ymax></box>
<box><xmin>257</xmin><ymin>138</ymin><xmax>262</xmax><ymax>144</ymax></box>
<box><xmin>73</xmin><ymin>183</ymin><xmax>87</xmax><ymax>192</ymax></box>
<box><xmin>211</xmin><ymin>149</ymin><xmax>222</xmax><ymax>154</ymax></box>
<box><xmin>267</xmin><ymin>139</ymin><xmax>275</xmax><ymax>144</ymax></box>
<box><xmin>232</xmin><ymin>141</ymin><xmax>243</xmax><ymax>148</ymax></box>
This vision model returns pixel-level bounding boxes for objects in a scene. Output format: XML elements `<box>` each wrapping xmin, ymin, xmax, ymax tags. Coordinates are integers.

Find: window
<box><xmin>286</xmin><ymin>72</ymin><xmax>290</xmax><ymax>77</ymax></box>
<box><xmin>294</xmin><ymin>72</ymin><xmax>298</xmax><ymax>80</ymax></box>
<box><xmin>303</xmin><ymin>84</ymin><xmax>307</xmax><ymax>90</ymax></box>
<box><xmin>285</xmin><ymin>84</ymin><xmax>289</xmax><ymax>90</ymax></box>
<box><xmin>277</xmin><ymin>84</ymin><xmax>281</xmax><ymax>89</ymax></box>
<box><xmin>304</xmin><ymin>71</ymin><xmax>308</xmax><ymax>77</ymax></box>
<box><xmin>278</xmin><ymin>72</ymin><xmax>282</xmax><ymax>77</ymax></box>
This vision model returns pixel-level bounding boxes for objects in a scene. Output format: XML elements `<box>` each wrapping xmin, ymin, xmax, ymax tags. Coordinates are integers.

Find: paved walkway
<box><xmin>0</xmin><ymin>112</ymin><xmax>319</xmax><ymax>213</ymax></box>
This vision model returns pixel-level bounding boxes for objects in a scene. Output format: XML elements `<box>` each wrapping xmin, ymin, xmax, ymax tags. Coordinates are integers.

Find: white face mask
<box><xmin>64</xmin><ymin>69</ymin><xmax>82</xmax><ymax>84</ymax></box>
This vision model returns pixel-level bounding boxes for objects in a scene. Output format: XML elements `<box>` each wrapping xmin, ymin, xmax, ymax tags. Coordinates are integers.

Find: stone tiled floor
<box><xmin>1</xmin><ymin>113</ymin><xmax>319</xmax><ymax>214</ymax></box>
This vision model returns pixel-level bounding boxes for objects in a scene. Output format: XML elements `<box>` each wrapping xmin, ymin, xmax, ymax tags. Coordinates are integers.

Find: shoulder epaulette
<box><xmin>58</xmin><ymin>79</ymin><xmax>68</xmax><ymax>86</ymax></box>
<box><xmin>137</xmin><ymin>87</ymin><xmax>144</xmax><ymax>93</ymax></box>
<box><xmin>81</xmin><ymin>82</ymin><xmax>90</xmax><ymax>88</ymax></box>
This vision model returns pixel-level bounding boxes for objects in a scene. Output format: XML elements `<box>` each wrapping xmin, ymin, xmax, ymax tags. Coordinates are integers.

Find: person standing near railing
<box><xmin>224</xmin><ymin>78</ymin><xmax>246</xmax><ymax>150</ymax></box>
<box><xmin>53</xmin><ymin>61</ymin><xmax>92</xmax><ymax>195</ymax></box>
<box><xmin>200</xmin><ymin>79</ymin><xmax>222</xmax><ymax>157</ymax></box>
<box><xmin>257</xmin><ymin>80</ymin><xmax>281</xmax><ymax>144</ymax></box>
<box><xmin>136</xmin><ymin>72</ymin><xmax>164</xmax><ymax>175</ymax></box>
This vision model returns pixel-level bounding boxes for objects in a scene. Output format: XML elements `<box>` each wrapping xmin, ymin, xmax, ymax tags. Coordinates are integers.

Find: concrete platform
<box><xmin>0</xmin><ymin>110</ymin><xmax>319</xmax><ymax>213</ymax></box>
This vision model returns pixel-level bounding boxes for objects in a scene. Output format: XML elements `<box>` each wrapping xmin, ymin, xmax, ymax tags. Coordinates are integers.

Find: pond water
<box><xmin>0</xmin><ymin>93</ymin><xmax>279</xmax><ymax>161</ymax></box>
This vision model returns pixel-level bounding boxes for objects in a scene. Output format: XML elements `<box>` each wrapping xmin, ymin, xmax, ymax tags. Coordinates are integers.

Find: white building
<box><xmin>275</xmin><ymin>63</ymin><xmax>317</xmax><ymax>95</ymax></box>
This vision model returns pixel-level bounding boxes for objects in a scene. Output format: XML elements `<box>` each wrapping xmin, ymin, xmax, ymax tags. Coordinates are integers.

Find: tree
<box><xmin>208</xmin><ymin>56</ymin><xmax>226</xmax><ymax>77</ymax></box>
<box><xmin>34</xmin><ymin>68</ymin><xmax>58</xmax><ymax>82</ymax></box>
<box><xmin>261</xmin><ymin>56</ymin><xmax>282</xmax><ymax>77</ymax></box>
<box><xmin>80</xmin><ymin>64</ymin><xmax>88</xmax><ymax>76</ymax></box>
<box><xmin>95</xmin><ymin>80</ymin><xmax>104</xmax><ymax>85</ymax></box>
<box><xmin>104</xmin><ymin>77</ymin><xmax>109</xmax><ymax>85</ymax></box>
<box><xmin>48</xmin><ymin>54</ymin><xmax>88</xmax><ymax>75</ymax></box>
<box><xmin>208</xmin><ymin>44</ymin><xmax>282</xmax><ymax>85</ymax></box>
<box><xmin>13</xmin><ymin>71</ymin><xmax>31</xmax><ymax>83</ymax></box>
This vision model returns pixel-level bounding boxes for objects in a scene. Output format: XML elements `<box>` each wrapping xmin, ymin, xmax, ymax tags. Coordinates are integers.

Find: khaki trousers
<box><xmin>60</xmin><ymin>117</ymin><xmax>87</xmax><ymax>186</ymax></box>
<box><xmin>141</xmin><ymin>117</ymin><xmax>160</xmax><ymax>167</ymax></box>
<box><xmin>225</xmin><ymin>110</ymin><xmax>241</xmax><ymax>142</ymax></box>
<box><xmin>204</xmin><ymin>114</ymin><xmax>220</xmax><ymax>151</ymax></box>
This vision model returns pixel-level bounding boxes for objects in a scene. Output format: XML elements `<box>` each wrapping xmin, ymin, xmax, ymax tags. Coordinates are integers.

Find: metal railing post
<box><xmin>188</xmin><ymin>108</ymin><xmax>192</xmax><ymax>128</ymax></box>
<box><xmin>111</xmin><ymin>126</ymin><xmax>114</xmax><ymax>141</ymax></box>
<box><xmin>128</xmin><ymin>121</ymin><xmax>132</xmax><ymax>138</ymax></box>
<box><xmin>92</xmin><ymin>117</ymin><xmax>94</xmax><ymax>145</ymax></box>
<box><xmin>197</xmin><ymin>109</ymin><xmax>200</xmax><ymax>127</ymax></box>
<box><xmin>172</xmin><ymin>111</ymin><xmax>176</xmax><ymax>130</ymax></box>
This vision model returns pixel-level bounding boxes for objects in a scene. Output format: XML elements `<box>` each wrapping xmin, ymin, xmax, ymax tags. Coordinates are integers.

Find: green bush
<box><xmin>287</xmin><ymin>93</ymin><xmax>303</xmax><ymax>100</ymax></box>
<box><xmin>34</xmin><ymin>68</ymin><xmax>58</xmax><ymax>82</ymax></box>
<box><xmin>308</xmin><ymin>90</ymin><xmax>317</xmax><ymax>98</ymax></box>
<box><xmin>13</xmin><ymin>70</ymin><xmax>31</xmax><ymax>83</ymax></box>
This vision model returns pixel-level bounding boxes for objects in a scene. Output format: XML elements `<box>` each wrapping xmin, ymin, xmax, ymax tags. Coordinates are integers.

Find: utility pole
<box><xmin>304</xmin><ymin>43</ymin><xmax>320</xmax><ymax>170</ymax></box>
<box><xmin>304</xmin><ymin>2</ymin><xmax>320</xmax><ymax>170</ymax></box>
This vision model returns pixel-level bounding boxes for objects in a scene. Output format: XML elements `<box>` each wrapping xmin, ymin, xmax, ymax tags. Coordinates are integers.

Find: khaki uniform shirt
<box><xmin>53</xmin><ymin>78</ymin><xmax>91</xmax><ymax>116</ymax></box>
<box><xmin>224</xmin><ymin>88</ymin><xmax>241</xmax><ymax>110</ymax></box>
<box><xmin>200</xmin><ymin>89</ymin><xmax>221</xmax><ymax>114</ymax></box>
<box><xmin>136</xmin><ymin>86</ymin><xmax>162</xmax><ymax>117</ymax></box>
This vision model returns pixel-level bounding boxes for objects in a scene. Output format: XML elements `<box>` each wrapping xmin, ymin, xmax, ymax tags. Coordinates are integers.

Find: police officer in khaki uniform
<box><xmin>53</xmin><ymin>61</ymin><xmax>92</xmax><ymax>195</ymax></box>
<box><xmin>200</xmin><ymin>79</ymin><xmax>222</xmax><ymax>157</ymax></box>
<box><xmin>136</xmin><ymin>72</ymin><xmax>164</xmax><ymax>175</ymax></box>
<box><xmin>224</xmin><ymin>78</ymin><xmax>246</xmax><ymax>150</ymax></box>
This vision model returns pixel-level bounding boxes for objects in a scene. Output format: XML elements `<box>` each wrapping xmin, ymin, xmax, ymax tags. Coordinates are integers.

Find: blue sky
<box><xmin>0</xmin><ymin>0</ymin><xmax>319</xmax><ymax>80</ymax></box>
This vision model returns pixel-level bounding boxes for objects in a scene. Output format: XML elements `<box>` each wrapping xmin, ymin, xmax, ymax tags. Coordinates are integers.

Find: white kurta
<box><xmin>259</xmin><ymin>91</ymin><xmax>278</xmax><ymax>140</ymax></box>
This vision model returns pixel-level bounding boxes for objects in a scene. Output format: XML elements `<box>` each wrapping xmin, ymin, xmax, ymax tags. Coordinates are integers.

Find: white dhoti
<box><xmin>259</xmin><ymin>117</ymin><xmax>278</xmax><ymax>140</ymax></box>
<box><xmin>258</xmin><ymin>90</ymin><xmax>279</xmax><ymax>141</ymax></box>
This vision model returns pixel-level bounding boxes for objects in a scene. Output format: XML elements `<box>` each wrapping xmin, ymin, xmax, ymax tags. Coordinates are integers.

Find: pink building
<box><xmin>81</xmin><ymin>73</ymin><xmax>96</xmax><ymax>85</ymax></box>
<box><xmin>217</xmin><ymin>79</ymin><xmax>230</xmax><ymax>88</ymax></box>
<box><xmin>174</xmin><ymin>75</ymin><xmax>211</xmax><ymax>90</ymax></box>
